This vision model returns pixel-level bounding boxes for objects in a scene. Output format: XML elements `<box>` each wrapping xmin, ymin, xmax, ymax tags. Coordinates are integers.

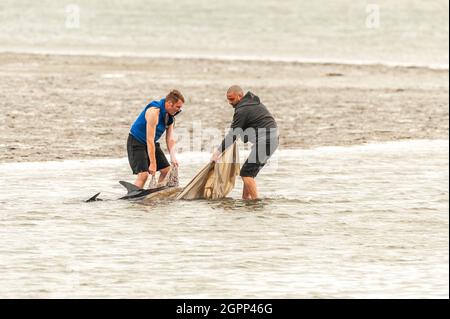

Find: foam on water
<box><xmin>2</xmin><ymin>48</ymin><xmax>448</xmax><ymax>70</ymax></box>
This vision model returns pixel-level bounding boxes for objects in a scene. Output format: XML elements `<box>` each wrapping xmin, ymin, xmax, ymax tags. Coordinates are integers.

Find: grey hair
<box><xmin>227</xmin><ymin>85</ymin><xmax>244</xmax><ymax>96</ymax></box>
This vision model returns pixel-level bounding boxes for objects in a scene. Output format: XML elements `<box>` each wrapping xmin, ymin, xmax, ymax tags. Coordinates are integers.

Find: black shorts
<box><xmin>127</xmin><ymin>134</ymin><xmax>170</xmax><ymax>174</ymax></box>
<box><xmin>240</xmin><ymin>137</ymin><xmax>279</xmax><ymax>178</ymax></box>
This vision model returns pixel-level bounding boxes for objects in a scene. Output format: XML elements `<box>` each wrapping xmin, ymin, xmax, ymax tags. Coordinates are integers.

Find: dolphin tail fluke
<box><xmin>86</xmin><ymin>192</ymin><xmax>102</xmax><ymax>202</ymax></box>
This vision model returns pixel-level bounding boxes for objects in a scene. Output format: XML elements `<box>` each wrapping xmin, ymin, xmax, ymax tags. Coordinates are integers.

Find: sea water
<box><xmin>0</xmin><ymin>140</ymin><xmax>448</xmax><ymax>298</ymax></box>
<box><xmin>0</xmin><ymin>0</ymin><xmax>448</xmax><ymax>68</ymax></box>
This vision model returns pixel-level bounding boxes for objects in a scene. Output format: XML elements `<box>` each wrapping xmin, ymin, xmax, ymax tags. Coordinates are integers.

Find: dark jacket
<box><xmin>218</xmin><ymin>91</ymin><xmax>278</xmax><ymax>152</ymax></box>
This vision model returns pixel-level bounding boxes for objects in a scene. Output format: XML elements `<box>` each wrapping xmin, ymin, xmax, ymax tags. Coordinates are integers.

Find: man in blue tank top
<box><xmin>127</xmin><ymin>90</ymin><xmax>185</xmax><ymax>188</ymax></box>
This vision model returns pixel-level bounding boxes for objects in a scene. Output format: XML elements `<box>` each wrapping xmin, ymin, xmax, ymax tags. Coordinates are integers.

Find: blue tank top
<box><xmin>130</xmin><ymin>98</ymin><xmax>174</xmax><ymax>144</ymax></box>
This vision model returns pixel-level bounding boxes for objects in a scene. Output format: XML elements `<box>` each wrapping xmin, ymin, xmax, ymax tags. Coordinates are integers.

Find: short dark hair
<box><xmin>166</xmin><ymin>89</ymin><xmax>185</xmax><ymax>103</ymax></box>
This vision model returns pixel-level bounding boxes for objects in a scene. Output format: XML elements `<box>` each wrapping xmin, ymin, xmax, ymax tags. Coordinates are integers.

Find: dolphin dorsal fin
<box><xmin>119</xmin><ymin>181</ymin><xmax>142</xmax><ymax>194</ymax></box>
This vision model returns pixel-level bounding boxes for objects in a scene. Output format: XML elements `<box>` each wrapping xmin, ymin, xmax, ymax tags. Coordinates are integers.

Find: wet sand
<box><xmin>0</xmin><ymin>52</ymin><xmax>448</xmax><ymax>162</ymax></box>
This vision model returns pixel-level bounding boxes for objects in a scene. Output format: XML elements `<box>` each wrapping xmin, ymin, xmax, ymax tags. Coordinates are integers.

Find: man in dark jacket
<box><xmin>211</xmin><ymin>86</ymin><xmax>279</xmax><ymax>200</ymax></box>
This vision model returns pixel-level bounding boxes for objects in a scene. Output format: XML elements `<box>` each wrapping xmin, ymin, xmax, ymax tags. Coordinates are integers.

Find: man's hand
<box><xmin>166</xmin><ymin>123</ymin><xmax>179</xmax><ymax>168</ymax></box>
<box><xmin>149</xmin><ymin>162</ymin><xmax>157</xmax><ymax>176</ymax></box>
<box><xmin>171</xmin><ymin>155</ymin><xmax>179</xmax><ymax>168</ymax></box>
<box><xmin>210</xmin><ymin>150</ymin><xmax>222</xmax><ymax>163</ymax></box>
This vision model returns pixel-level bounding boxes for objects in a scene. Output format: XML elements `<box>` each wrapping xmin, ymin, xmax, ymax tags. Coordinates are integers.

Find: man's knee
<box><xmin>241</xmin><ymin>176</ymin><xmax>255</xmax><ymax>184</ymax></box>
<box><xmin>159</xmin><ymin>166</ymin><xmax>170</xmax><ymax>175</ymax></box>
<box><xmin>137</xmin><ymin>171</ymin><xmax>149</xmax><ymax>181</ymax></box>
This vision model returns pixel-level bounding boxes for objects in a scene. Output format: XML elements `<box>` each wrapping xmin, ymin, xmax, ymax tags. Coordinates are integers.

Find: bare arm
<box><xmin>165</xmin><ymin>123</ymin><xmax>178</xmax><ymax>166</ymax></box>
<box><xmin>145</xmin><ymin>108</ymin><xmax>159</xmax><ymax>174</ymax></box>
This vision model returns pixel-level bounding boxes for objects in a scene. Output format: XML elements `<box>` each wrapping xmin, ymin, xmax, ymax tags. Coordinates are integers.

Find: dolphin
<box><xmin>117</xmin><ymin>181</ymin><xmax>171</xmax><ymax>200</ymax></box>
<box><xmin>85</xmin><ymin>181</ymin><xmax>173</xmax><ymax>202</ymax></box>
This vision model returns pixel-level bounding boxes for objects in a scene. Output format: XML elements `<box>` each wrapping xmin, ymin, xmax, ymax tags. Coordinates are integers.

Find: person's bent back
<box><xmin>212</xmin><ymin>86</ymin><xmax>278</xmax><ymax>200</ymax></box>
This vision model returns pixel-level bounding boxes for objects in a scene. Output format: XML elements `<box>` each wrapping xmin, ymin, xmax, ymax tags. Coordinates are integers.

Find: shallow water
<box><xmin>0</xmin><ymin>140</ymin><xmax>448</xmax><ymax>298</ymax></box>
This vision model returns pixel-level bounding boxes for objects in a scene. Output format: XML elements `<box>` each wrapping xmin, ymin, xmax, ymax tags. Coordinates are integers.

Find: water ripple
<box><xmin>0</xmin><ymin>140</ymin><xmax>448</xmax><ymax>298</ymax></box>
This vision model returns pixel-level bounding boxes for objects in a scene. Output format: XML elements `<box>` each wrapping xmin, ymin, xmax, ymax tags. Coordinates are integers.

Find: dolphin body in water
<box><xmin>85</xmin><ymin>180</ymin><xmax>182</xmax><ymax>202</ymax></box>
<box><xmin>117</xmin><ymin>181</ymin><xmax>170</xmax><ymax>200</ymax></box>
<box><xmin>118</xmin><ymin>180</ymin><xmax>183</xmax><ymax>201</ymax></box>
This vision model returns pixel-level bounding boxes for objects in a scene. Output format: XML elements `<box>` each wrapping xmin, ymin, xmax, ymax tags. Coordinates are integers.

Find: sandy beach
<box><xmin>0</xmin><ymin>52</ymin><xmax>448</xmax><ymax>163</ymax></box>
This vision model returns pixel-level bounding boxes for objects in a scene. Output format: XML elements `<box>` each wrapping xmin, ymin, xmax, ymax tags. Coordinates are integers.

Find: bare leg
<box><xmin>158</xmin><ymin>166</ymin><xmax>171</xmax><ymax>183</ymax></box>
<box><xmin>135</xmin><ymin>171</ymin><xmax>149</xmax><ymax>189</ymax></box>
<box><xmin>242</xmin><ymin>182</ymin><xmax>249</xmax><ymax>200</ymax></box>
<box><xmin>242</xmin><ymin>176</ymin><xmax>258</xmax><ymax>200</ymax></box>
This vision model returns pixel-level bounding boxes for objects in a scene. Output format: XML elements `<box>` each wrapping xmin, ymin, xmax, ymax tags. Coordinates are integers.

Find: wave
<box><xmin>1</xmin><ymin>139</ymin><xmax>447</xmax><ymax>168</ymax></box>
<box><xmin>1</xmin><ymin>47</ymin><xmax>448</xmax><ymax>71</ymax></box>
